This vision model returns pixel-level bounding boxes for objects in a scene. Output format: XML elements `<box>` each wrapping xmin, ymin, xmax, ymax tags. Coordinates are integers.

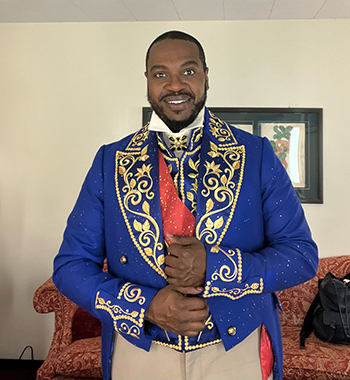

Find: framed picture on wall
<box><xmin>142</xmin><ymin>107</ymin><xmax>323</xmax><ymax>204</ymax></box>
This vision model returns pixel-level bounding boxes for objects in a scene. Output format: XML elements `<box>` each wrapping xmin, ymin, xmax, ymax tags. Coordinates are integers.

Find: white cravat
<box><xmin>148</xmin><ymin>108</ymin><xmax>204</xmax><ymax>158</ymax></box>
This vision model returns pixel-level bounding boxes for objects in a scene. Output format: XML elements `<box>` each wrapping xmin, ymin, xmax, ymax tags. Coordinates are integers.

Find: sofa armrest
<box><xmin>277</xmin><ymin>277</ymin><xmax>318</xmax><ymax>327</ymax></box>
<box><xmin>33</xmin><ymin>277</ymin><xmax>79</xmax><ymax>379</ymax></box>
<box><xmin>34</xmin><ymin>277</ymin><xmax>79</xmax><ymax>345</ymax></box>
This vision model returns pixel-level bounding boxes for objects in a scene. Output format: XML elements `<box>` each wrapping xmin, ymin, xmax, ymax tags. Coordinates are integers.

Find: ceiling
<box><xmin>1</xmin><ymin>0</ymin><xmax>350</xmax><ymax>23</ymax></box>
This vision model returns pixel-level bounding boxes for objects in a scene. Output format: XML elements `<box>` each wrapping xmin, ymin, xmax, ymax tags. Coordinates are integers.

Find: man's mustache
<box><xmin>159</xmin><ymin>92</ymin><xmax>194</xmax><ymax>102</ymax></box>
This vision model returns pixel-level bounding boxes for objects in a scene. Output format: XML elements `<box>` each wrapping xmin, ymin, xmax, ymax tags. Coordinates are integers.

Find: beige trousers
<box><xmin>111</xmin><ymin>327</ymin><xmax>270</xmax><ymax>380</ymax></box>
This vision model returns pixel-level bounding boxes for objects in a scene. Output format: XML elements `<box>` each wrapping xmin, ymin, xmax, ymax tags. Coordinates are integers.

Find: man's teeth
<box><xmin>168</xmin><ymin>100</ymin><xmax>186</xmax><ymax>104</ymax></box>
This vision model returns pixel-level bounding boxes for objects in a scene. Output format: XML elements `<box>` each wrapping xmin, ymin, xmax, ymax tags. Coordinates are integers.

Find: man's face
<box><xmin>145</xmin><ymin>39</ymin><xmax>209</xmax><ymax>133</ymax></box>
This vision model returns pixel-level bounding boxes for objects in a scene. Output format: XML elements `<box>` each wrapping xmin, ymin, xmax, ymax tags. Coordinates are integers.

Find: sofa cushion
<box><xmin>277</xmin><ymin>256</ymin><xmax>350</xmax><ymax>328</ymax></box>
<box><xmin>278</xmin><ymin>280</ymin><xmax>318</xmax><ymax>327</ymax></box>
<box><xmin>282</xmin><ymin>325</ymin><xmax>350</xmax><ymax>380</ymax></box>
<box><xmin>56</xmin><ymin>336</ymin><xmax>102</xmax><ymax>379</ymax></box>
<box><xmin>72</xmin><ymin>308</ymin><xmax>101</xmax><ymax>341</ymax></box>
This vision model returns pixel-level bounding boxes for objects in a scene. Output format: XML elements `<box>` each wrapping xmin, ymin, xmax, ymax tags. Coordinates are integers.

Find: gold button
<box><xmin>227</xmin><ymin>326</ymin><xmax>236</xmax><ymax>336</ymax></box>
<box><xmin>120</xmin><ymin>255</ymin><xmax>127</xmax><ymax>264</ymax></box>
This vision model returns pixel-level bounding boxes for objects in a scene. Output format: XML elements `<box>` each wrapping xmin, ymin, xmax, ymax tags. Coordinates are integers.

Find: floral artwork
<box><xmin>261</xmin><ymin>122</ymin><xmax>306</xmax><ymax>188</ymax></box>
<box><xmin>268</xmin><ymin>125</ymin><xmax>294</xmax><ymax>170</ymax></box>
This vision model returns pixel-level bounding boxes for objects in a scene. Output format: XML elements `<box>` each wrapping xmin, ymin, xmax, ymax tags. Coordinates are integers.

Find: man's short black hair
<box><xmin>145</xmin><ymin>30</ymin><xmax>207</xmax><ymax>72</ymax></box>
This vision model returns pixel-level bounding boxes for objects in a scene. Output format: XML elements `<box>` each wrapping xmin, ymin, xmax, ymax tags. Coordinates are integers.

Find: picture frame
<box><xmin>142</xmin><ymin>107</ymin><xmax>323</xmax><ymax>204</ymax></box>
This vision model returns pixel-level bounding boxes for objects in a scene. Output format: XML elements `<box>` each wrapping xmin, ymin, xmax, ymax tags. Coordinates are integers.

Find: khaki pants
<box><xmin>111</xmin><ymin>328</ymin><xmax>268</xmax><ymax>380</ymax></box>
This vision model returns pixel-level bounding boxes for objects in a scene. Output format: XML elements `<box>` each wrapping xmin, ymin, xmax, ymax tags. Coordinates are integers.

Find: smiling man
<box><xmin>145</xmin><ymin>36</ymin><xmax>208</xmax><ymax>132</ymax></box>
<box><xmin>53</xmin><ymin>31</ymin><xmax>318</xmax><ymax>380</ymax></box>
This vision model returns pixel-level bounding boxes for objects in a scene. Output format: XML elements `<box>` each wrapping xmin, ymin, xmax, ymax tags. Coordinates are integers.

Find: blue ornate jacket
<box><xmin>53</xmin><ymin>108</ymin><xmax>318</xmax><ymax>380</ymax></box>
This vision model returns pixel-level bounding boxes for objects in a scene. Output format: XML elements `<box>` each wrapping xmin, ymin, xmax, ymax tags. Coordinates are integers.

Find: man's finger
<box><xmin>164</xmin><ymin>254</ymin><xmax>178</xmax><ymax>267</ymax></box>
<box><xmin>174</xmin><ymin>286</ymin><xmax>203</xmax><ymax>295</ymax></box>
<box><xmin>166</xmin><ymin>233</ymin><xmax>198</xmax><ymax>245</ymax></box>
<box><xmin>164</xmin><ymin>265</ymin><xmax>178</xmax><ymax>279</ymax></box>
<box><xmin>184</xmin><ymin>297</ymin><xmax>208</xmax><ymax>311</ymax></box>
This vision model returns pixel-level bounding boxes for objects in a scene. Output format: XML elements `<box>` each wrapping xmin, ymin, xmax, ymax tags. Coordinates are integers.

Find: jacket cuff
<box><xmin>94</xmin><ymin>282</ymin><xmax>159</xmax><ymax>344</ymax></box>
<box><xmin>203</xmin><ymin>244</ymin><xmax>264</xmax><ymax>300</ymax></box>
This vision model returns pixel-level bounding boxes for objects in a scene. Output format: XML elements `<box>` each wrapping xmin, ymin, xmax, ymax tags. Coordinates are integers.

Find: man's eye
<box><xmin>184</xmin><ymin>69</ymin><xmax>195</xmax><ymax>76</ymax></box>
<box><xmin>155</xmin><ymin>73</ymin><xmax>166</xmax><ymax>78</ymax></box>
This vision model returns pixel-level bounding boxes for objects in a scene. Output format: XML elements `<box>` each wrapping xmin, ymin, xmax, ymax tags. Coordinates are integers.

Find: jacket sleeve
<box><xmin>53</xmin><ymin>146</ymin><xmax>159</xmax><ymax>350</ymax></box>
<box><xmin>203</xmin><ymin>137</ymin><xmax>318</xmax><ymax>301</ymax></box>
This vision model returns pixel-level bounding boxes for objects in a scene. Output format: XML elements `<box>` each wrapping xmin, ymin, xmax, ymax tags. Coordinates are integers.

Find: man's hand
<box><xmin>145</xmin><ymin>285</ymin><xmax>209</xmax><ymax>336</ymax></box>
<box><xmin>165</xmin><ymin>234</ymin><xmax>206</xmax><ymax>294</ymax></box>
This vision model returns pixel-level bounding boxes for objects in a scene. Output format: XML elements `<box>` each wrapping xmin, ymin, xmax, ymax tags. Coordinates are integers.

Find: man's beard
<box><xmin>147</xmin><ymin>87</ymin><xmax>207</xmax><ymax>133</ymax></box>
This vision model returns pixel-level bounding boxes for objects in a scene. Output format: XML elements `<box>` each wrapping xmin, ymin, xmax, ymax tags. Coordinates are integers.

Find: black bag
<box><xmin>300</xmin><ymin>272</ymin><xmax>350</xmax><ymax>348</ymax></box>
<box><xmin>0</xmin><ymin>346</ymin><xmax>43</xmax><ymax>380</ymax></box>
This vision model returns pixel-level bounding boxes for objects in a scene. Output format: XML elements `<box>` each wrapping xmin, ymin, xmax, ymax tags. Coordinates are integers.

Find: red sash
<box><xmin>158</xmin><ymin>150</ymin><xmax>195</xmax><ymax>245</ymax></box>
<box><xmin>158</xmin><ymin>150</ymin><xmax>273</xmax><ymax>379</ymax></box>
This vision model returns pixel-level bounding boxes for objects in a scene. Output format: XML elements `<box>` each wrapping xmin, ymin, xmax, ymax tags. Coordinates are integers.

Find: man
<box><xmin>53</xmin><ymin>31</ymin><xmax>318</xmax><ymax>380</ymax></box>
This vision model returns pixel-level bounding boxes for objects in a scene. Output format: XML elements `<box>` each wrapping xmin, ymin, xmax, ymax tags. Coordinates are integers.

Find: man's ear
<box><xmin>144</xmin><ymin>71</ymin><xmax>148</xmax><ymax>79</ymax></box>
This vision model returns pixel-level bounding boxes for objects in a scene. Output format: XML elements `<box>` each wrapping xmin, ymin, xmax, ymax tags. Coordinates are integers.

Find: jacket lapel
<box><xmin>114</xmin><ymin>109</ymin><xmax>246</xmax><ymax>277</ymax></box>
<box><xmin>114</xmin><ymin>125</ymin><xmax>166</xmax><ymax>279</ymax></box>
<box><xmin>196</xmin><ymin>109</ymin><xmax>246</xmax><ymax>248</ymax></box>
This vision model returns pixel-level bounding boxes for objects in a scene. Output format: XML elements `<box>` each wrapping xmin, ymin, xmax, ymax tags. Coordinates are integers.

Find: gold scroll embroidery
<box><xmin>115</xmin><ymin>145</ymin><xmax>165</xmax><ymax>278</ymax></box>
<box><xmin>195</xmin><ymin>142</ymin><xmax>245</xmax><ymax>247</ymax></box>
<box><xmin>95</xmin><ymin>290</ymin><xmax>145</xmax><ymax>339</ymax></box>
<box><xmin>185</xmin><ymin>156</ymin><xmax>200</xmax><ymax>213</ymax></box>
<box><xmin>180</xmin><ymin>127</ymin><xmax>202</xmax><ymax>207</ymax></box>
<box><xmin>204</xmin><ymin>278</ymin><xmax>264</xmax><ymax>300</ymax></box>
<box><xmin>210</xmin><ymin>246</ymin><xmax>242</xmax><ymax>283</ymax></box>
<box><xmin>117</xmin><ymin>283</ymin><xmax>146</xmax><ymax>305</ymax></box>
<box><xmin>126</xmin><ymin>124</ymin><xmax>150</xmax><ymax>151</ymax></box>
<box><xmin>197</xmin><ymin>314</ymin><xmax>215</xmax><ymax>342</ymax></box>
<box><xmin>203</xmin><ymin>247</ymin><xmax>264</xmax><ymax>300</ymax></box>
<box><xmin>208</xmin><ymin>111</ymin><xmax>237</xmax><ymax>144</ymax></box>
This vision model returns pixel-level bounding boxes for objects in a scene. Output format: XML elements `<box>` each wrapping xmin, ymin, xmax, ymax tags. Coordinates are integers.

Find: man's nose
<box><xmin>165</xmin><ymin>74</ymin><xmax>186</xmax><ymax>92</ymax></box>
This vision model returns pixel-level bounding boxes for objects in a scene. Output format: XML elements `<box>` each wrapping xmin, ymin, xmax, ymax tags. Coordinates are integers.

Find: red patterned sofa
<box><xmin>277</xmin><ymin>255</ymin><xmax>350</xmax><ymax>380</ymax></box>
<box><xmin>33</xmin><ymin>277</ymin><xmax>103</xmax><ymax>380</ymax></box>
<box><xmin>34</xmin><ymin>255</ymin><xmax>350</xmax><ymax>380</ymax></box>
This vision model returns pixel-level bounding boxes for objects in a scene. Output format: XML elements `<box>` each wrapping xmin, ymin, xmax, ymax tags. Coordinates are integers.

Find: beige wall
<box><xmin>0</xmin><ymin>19</ymin><xmax>349</xmax><ymax>360</ymax></box>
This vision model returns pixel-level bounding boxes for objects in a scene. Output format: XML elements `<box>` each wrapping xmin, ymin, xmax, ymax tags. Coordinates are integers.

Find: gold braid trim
<box><xmin>152</xmin><ymin>335</ymin><xmax>182</xmax><ymax>350</ymax></box>
<box><xmin>185</xmin><ymin>336</ymin><xmax>222</xmax><ymax>351</ymax></box>
<box><xmin>203</xmin><ymin>278</ymin><xmax>264</xmax><ymax>301</ymax></box>
<box><xmin>95</xmin><ymin>291</ymin><xmax>145</xmax><ymax>339</ymax></box>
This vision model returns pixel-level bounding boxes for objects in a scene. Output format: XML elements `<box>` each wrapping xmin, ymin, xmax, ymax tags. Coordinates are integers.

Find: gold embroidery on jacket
<box><xmin>126</xmin><ymin>124</ymin><xmax>150</xmax><ymax>150</ymax></box>
<box><xmin>117</xmin><ymin>283</ymin><xmax>146</xmax><ymax>305</ymax></box>
<box><xmin>180</xmin><ymin>149</ymin><xmax>200</xmax><ymax>208</ymax></box>
<box><xmin>153</xmin><ymin>335</ymin><xmax>182</xmax><ymax>350</ymax></box>
<box><xmin>203</xmin><ymin>278</ymin><xmax>264</xmax><ymax>300</ymax></box>
<box><xmin>186</xmin><ymin>156</ymin><xmax>199</xmax><ymax>214</ymax></box>
<box><xmin>115</xmin><ymin>145</ymin><xmax>165</xmax><ymax>279</ymax></box>
<box><xmin>95</xmin><ymin>291</ymin><xmax>145</xmax><ymax>339</ymax></box>
<box><xmin>197</xmin><ymin>314</ymin><xmax>215</xmax><ymax>342</ymax></box>
<box><xmin>203</xmin><ymin>247</ymin><xmax>263</xmax><ymax>299</ymax></box>
<box><xmin>179</xmin><ymin>128</ymin><xmax>202</xmax><ymax>203</ymax></box>
<box><xmin>208</xmin><ymin>112</ymin><xmax>237</xmax><ymax>144</ymax></box>
<box><xmin>210</xmin><ymin>247</ymin><xmax>242</xmax><ymax>283</ymax></box>
<box><xmin>185</xmin><ymin>336</ymin><xmax>222</xmax><ymax>351</ymax></box>
<box><xmin>188</xmin><ymin>127</ymin><xmax>203</xmax><ymax>150</ymax></box>
<box><xmin>153</xmin><ymin>335</ymin><xmax>221</xmax><ymax>352</ymax></box>
<box><xmin>195</xmin><ymin>141</ymin><xmax>245</xmax><ymax>246</ymax></box>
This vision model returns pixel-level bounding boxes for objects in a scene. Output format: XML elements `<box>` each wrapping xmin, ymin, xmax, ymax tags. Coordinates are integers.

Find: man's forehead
<box><xmin>147</xmin><ymin>39</ymin><xmax>201</xmax><ymax>69</ymax></box>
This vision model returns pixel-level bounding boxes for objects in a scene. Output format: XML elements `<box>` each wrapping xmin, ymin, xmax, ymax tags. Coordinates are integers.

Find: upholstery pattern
<box><xmin>33</xmin><ymin>277</ymin><xmax>103</xmax><ymax>380</ymax></box>
<box><xmin>277</xmin><ymin>255</ymin><xmax>350</xmax><ymax>380</ymax></box>
<box><xmin>34</xmin><ymin>256</ymin><xmax>350</xmax><ymax>380</ymax></box>
<box><xmin>55</xmin><ymin>337</ymin><xmax>102</xmax><ymax>378</ymax></box>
